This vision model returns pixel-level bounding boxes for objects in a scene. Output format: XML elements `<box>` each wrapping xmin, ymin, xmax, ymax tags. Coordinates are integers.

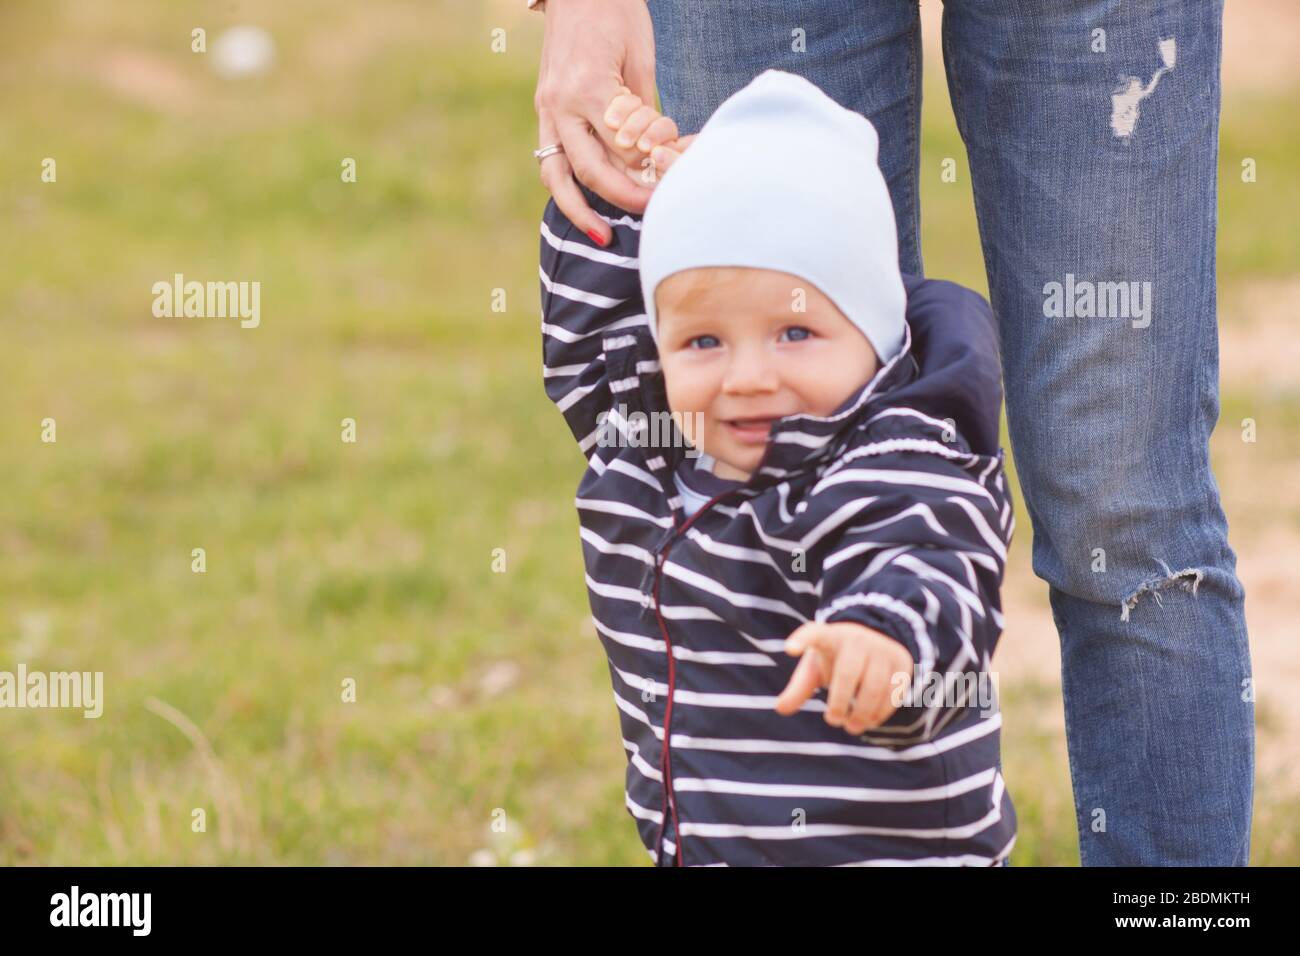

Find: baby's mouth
<box><xmin>722</xmin><ymin>417</ymin><xmax>778</xmax><ymax>443</ymax></box>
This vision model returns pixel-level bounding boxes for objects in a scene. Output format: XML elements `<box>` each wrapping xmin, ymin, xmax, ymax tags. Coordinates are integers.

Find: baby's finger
<box><xmin>650</xmin><ymin>144</ymin><xmax>685</xmax><ymax>175</ymax></box>
<box><xmin>603</xmin><ymin>92</ymin><xmax>644</xmax><ymax>131</ymax></box>
<box><xmin>774</xmin><ymin>652</ymin><xmax>823</xmax><ymax>716</ymax></box>
<box><xmin>634</xmin><ymin>115</ymin><xmax>679</xmax><ymax>154</ymax></box>
<box><xmin>845</xmin><ymin>657</ymin><xmax>894</xmax><ymax>734</ymax></box>
<box><xmin>823</xmin><ymin>641</ymin><xmax>866</xmax><ymax>728</ymax></box>
<box><xmin>784</xmin><ymin>621</ymin><xmax>820</xmax><ymax>655</ymax></box>
<box><xmin>614</xmin><ymin>103</ymin><xmax>663</xmax><ymax>150</ymax></box>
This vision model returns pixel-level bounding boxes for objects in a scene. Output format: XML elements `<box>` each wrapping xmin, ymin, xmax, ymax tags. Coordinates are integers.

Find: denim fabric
<box><xmin>650</xmin><ymin>0</ymin><xmax>1253</xmax><ymax>866</ymax></box>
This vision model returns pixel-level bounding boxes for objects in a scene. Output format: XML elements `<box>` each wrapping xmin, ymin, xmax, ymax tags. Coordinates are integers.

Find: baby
<box><xmin>538</xmin><ymin>69</ymin><xmax>1016</xmax><ymax>866</ymax></box>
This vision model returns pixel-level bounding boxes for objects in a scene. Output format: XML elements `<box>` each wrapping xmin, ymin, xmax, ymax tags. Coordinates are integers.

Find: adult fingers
<box><xmin>537</xmin><ymin>107</ymin><xmax>611</xmax><ymax>247</ymax></box>
<box><xmin>558</xmin><ymin>112</ymin><xmax>654</xmax><ymax>217</ymax></box>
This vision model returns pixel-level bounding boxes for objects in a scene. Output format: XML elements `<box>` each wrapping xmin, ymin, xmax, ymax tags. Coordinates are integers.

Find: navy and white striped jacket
<box><xmin>538</xmin><ymin>186</ymin><xmax>1017</xmax><ymax>867</ymax></box>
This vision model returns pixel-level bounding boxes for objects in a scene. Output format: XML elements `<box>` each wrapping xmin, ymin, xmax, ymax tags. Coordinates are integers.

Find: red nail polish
<box><xmin>586</xmin><ymin>228</ymin><xmax>607</xmax><ymax>247</ymax></box>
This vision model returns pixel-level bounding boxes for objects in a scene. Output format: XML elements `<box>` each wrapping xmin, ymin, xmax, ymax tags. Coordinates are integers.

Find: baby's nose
<box><xmin>722</xmin><ymin>356</ymin><xmax>780</xmax><ymax>394</ymax></box>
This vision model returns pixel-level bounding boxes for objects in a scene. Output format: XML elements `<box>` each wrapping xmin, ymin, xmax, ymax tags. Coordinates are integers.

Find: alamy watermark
<box><xmin>50</xmin><ymin>886</ymin><xmax>150</xmax><ymax>936</ymax></box>
<box><xmin>890</xmin><ymin>669</ymin><xmax>1000</xmax><ymax>719</ymax></box>
<box><xmin>596</xmin><ymin>404</ymin><xmax>705</xmax><ymax>458</ymax></box>
<box><xmin>152</xmin><ymin>272</ymin><xmax>260</xmax><ymax>328</ymax></box>
<box><xmin>1042</xmin><ymin>273</ymin><xmax>1152</xmax><ymax>328</ymax></box>
<box><xmin>0</xmin><ymin>664</ymin><xmax>103</xmax><ymax>718</ymax></box>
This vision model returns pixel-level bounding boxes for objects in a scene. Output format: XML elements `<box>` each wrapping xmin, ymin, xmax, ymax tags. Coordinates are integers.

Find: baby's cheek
<box><xmin>801</xmin><ymin>369</ymin><xmax>873</xmax><ymax>417</ymax></box>
<box><xmin>662</xmin><ymin>366</ymin><xmax>711</xmax><ymax>418</ymax></box>
<box><xmin>659</xmin><ymin>373</ymin><xmax>710</xmax><ymax>450</ymax></box>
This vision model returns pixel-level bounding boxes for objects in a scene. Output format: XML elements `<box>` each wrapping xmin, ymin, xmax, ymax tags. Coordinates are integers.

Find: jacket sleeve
<box><xmin>811</xmin><ymin>442</ymin><xmax>1014</xmax><ymax>745</ymax></box>
<box><xmin>538</xmin><ymin>196</ymin><xmax>646</xmax><ymax>455</ymax></box>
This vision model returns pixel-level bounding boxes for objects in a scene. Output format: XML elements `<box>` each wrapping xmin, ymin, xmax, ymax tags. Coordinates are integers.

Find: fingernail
<box><xmin>605</xmin><ymin>110</ymin><xmax>623</xmax><ymax>128</ymax></box>
<box><xmin>586</xmin><ymin>228</ymin><xmax>606</xmax><ymax>247</ymax></box>
<box><xmin>615</xmin><ymin>132</ymin><xmax>633</xmax><ymax>148</ymax></box>
<box><xmin>637</xmin><ymin>137</ymin><xmax>652</xmax><ymax>152</ymax></box>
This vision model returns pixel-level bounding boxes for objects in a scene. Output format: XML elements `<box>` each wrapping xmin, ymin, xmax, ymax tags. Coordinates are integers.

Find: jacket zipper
<box><xmin>633</xmin><ymin>333</ymin><xmax>789</xmax><ymax>865</ymax></box>
<box><xmin>650</xmin><ymin>487</ymin><xmax>741</xmax><ymax>868</ymax></box>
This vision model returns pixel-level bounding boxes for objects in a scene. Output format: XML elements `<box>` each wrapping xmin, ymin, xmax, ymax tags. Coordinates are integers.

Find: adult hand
<box><xmin>534</xmin><ymin>0</ymin><xmax>656</xmax><ymax>246</ymax></box>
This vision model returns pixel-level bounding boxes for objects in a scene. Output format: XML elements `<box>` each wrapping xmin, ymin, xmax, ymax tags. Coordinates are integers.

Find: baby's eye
<box><xmin>688</xmin><ymin>334</ymin><xmax>720</xmax><ymax>349</ymax></box>
<box><xmin>780</xmin><ymin>326</ymin><xmax>813</xmax><ymax>342</ymax></box>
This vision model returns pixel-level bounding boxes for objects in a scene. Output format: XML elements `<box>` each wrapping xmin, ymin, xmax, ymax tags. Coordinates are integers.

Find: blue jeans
<box><xmin>650</xmin><ymin>0</ymin><xmax>1253</xmax><ymax>865</ymax></box>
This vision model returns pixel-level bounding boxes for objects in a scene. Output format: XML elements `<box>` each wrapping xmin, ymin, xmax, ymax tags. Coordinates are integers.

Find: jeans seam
<box><xmin>904</xmin><ymin>5</ymin><xmax>923</xmax><ymax>274</ymax></box>
<box><xmin>941</xmin><ymin>14</ymin><xmax>1001</xmax><ymax>325</ymax></box>
<box><xmin>1049</xmin><ymin>596</ymin><xmax>1093</xmax><ymax>867</ymax></box>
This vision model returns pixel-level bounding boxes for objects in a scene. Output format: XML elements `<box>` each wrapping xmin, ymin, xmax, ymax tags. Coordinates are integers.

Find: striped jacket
<box><xmin>538</xmin><ymin>186</ymin><xmax>1017</xmax><ymax>866</ymax></box>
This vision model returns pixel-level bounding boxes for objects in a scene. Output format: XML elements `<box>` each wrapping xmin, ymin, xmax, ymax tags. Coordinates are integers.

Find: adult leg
<box><xmin>941</xmin><ymin>0</ymin><xmax>1253</xmax><ymax>864</ymax></box>
<box><xmin>650</xmin><ymin>0</ymin><xmax>926</xmax><ymax>274</ymax></box>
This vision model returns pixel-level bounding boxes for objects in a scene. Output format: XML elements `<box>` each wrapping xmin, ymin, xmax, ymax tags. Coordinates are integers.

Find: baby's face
<box><xmin>656</xmin><ymin>267</ymin><xmax>881</xmax><ymax>482</ymax></box>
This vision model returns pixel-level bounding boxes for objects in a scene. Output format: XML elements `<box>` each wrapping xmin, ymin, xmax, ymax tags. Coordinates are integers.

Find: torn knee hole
<box><xmin>1119</xmin><ymin>559</ymin><xmax>1204</xmax><ymax>622</ymax></box>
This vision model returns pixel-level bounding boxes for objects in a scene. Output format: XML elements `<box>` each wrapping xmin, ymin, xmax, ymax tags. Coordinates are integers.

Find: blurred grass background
<box><xmin>0</xmin><ymin>0</ymin><xmax>1295</xmax><ymax>864</ymax></box>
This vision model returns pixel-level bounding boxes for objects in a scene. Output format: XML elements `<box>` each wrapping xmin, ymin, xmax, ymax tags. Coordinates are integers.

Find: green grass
<box><xmin>0</xmin><ymin>0</ymin><xmax>1294</xmax><ymax>865</ymax></box>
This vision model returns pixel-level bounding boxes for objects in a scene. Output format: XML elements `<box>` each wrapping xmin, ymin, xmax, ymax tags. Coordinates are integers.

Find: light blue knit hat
<box><xmin>639</xmin><ymin>69</ymin><xmax>906</xmax><ymax>364</ymax></box>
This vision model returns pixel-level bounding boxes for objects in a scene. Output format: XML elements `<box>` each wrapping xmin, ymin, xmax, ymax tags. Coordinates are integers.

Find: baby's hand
<box><xmin>603</xmin><ymin>87</ymin><xmax>696</xmax><ymax>185</ymax></box>
<box><xmin>774</xmin><ymin>621</ymin><xmax>915</xmax><ymax>735</ymax></box>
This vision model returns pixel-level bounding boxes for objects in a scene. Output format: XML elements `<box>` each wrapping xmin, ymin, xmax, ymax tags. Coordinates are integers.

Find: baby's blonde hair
<box><xmin>656</xmin><ymin>266</ymin><xmax>763</xmax><ymax>319</ymax></box>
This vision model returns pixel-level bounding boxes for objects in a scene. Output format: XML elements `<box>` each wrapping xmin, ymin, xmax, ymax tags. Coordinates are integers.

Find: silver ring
<box><xmin>534</xmin><ymin>143</ymin><xmax>564</xmax><ymax>163</ymax></box>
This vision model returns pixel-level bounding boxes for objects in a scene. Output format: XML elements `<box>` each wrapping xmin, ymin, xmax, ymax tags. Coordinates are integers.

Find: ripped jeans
<box><xmin>651</xmin><ymin>0</ymin><xmax>1253</xmax><ymax>865</ymax></box>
